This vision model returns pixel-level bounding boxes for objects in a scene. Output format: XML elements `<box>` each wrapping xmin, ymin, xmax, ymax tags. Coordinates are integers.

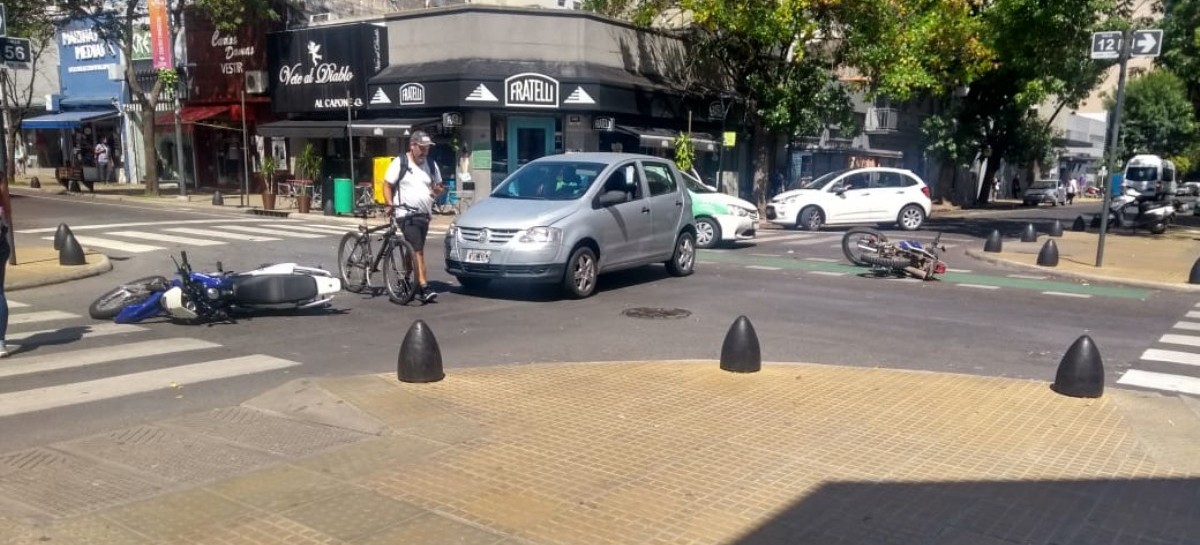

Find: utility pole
<box><xmin>0</xmin><ymin>66</ymin><xmax>13</xmax><ymax>265</ymax></box>
<box><xmin>240</xmin><ymin>89</ymin><xmax>248</xmax><ymax>207</ymax></box>
<box><xmin>172</xmin><ymin>8</ymin><xmax>186</xmax><ymax>198</ymax></box>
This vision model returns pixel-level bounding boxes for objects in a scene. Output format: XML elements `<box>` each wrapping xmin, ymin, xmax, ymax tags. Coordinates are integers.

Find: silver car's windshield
<box><xmin>1030</xmin><ymin>181</ymin><xmax>1058</xmax><ymax>190</ymax></box>
<box><xmin>803</xmin><ymin>170</ymin><xmax>846</xmax><ymax>190</ymax></box>
<box><xmin>492</xmin><ymin>161</ymin><xmax>605</xmax><ymax>200</ymax></box>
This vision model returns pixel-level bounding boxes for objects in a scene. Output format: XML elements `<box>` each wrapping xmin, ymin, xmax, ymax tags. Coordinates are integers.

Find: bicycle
<box><xmin>336</xmin><ymin>208</ymin><xmax>418</xmax><ymax>304</ymax></box>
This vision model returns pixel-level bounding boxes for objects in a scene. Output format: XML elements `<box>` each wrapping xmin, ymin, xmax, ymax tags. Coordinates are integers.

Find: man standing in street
<box><xmin>94</xmin><ymin>138</ymin><xmax>112</xmax><ymax>184</ymax></box>
<box><xmin>1067</xmin><ymin>177</ymin><xmax>1078</xmax><ymax>205</ymax></box>
<box><xmin>382</xmin><ymin>130</ymin><xmax>444</xmax><ymax>304</ymax></box>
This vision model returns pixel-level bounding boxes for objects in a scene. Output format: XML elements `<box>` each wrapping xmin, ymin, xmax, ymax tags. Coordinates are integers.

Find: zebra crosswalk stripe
<box><xmin>1140</xmin><ymin>348</ymin><xmax>1200</xmax><ymax>367</ymax></box>
<box><xmin>165</xmin><ymin>227</ymin><xmax>281</xmax><ymax>242</ymax></box>
<box><xmin>8</xmin><ymin>323</ymin><xmax>148</xmax><ymax>344</ymax></box>
<box><xmin>0</xmin><ymin>355</ymin><xmax>301</xmax><ymax>418</ymax></box>
<box><xmin>16</xmin><ymin>219</ymin><xmax>275</xmax><ymax>234</ymax></box>
<box><xmin>39</xmin><ymin>235</ymin><xmax>164</xmax><ymax>253</ymax></box>
<box><xmin>1117</xmin><ymin>369</ymin><xmax>1200</xmax><ymax>396</ymax></box>
<box><xmin>7</xmin><ymin>300</ymin><xmax>29</xmax><ymax>308</ymax></box>
<box><xmin>1159</xmin><ymin>334</ymin><xmax>1200</xmax><ymax>348</ymax></box>
<box><xmin>213</xmin><ymin>225</ymin><xmax>328</xmax><ymax>239</ymax></box>
<box><xmin>268</xmin><ymin>224</ymin><xmax>355</xmax><ymax>235</ymax></box>
<box><xmin>0</xmin><ymin>338</ymin><xmax>221</xmax><ymax>379</ymax></box>
<box><xmin>10</xmin><ymin>311</ymin><xmax>81</xmax><ymax>325</ymax></box>
<box><xmin>105</xmin><ymin>231</ymin><xmax>227</xmax><ymax>246</ymax></box>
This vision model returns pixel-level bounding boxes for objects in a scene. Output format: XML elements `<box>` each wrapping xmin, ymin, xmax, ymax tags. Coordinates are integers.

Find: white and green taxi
<box><xmin>682</xmin><ymin>171</ymin><xmax>758</xmax><ymax>248</ymax></box>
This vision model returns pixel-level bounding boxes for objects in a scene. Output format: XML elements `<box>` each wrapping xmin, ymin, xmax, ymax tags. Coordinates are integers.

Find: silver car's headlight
<box><xmin>446</xmin><ymin>223</ymin><xmax>458</xmax><ymax>239</ymax></box>
<box><xmin>518</xmin><ymin>226</ymin><xmax>562</xmax><ymax>244</ymax></box>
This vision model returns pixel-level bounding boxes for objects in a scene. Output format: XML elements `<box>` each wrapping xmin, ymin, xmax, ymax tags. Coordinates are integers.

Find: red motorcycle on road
<box><xmin>841</xmin><ymin>228</ymin><xmax>947</xmax><ymax>281</ymax></box>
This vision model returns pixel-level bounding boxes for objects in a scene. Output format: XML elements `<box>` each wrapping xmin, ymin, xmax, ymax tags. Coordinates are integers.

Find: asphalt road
<box><xmin>1</xmin><ymin>190</ymin><xmax>1194</xmax><ymax>452</ymax></box>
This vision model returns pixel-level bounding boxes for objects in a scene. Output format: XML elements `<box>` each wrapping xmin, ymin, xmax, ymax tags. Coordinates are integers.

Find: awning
<box><xmin>256</xmin><ymin>120</ymin><xmax>347</xmax><ymax>139</ymax></box>
<box><xmin>154</xmin><ymin>105</ymin><xmax>232</xmax><ymax>126</ymax></box>
<box><xmin>616</xmin><ymin>126</ymin><xmax>719</xmax><ymax>153</ymax></box>
<box><xmin>349</xmin><ymin>118</ymin><xmax>439</xmax><ymax>137</ymax></box>
<box><xmin>22</xmin><ymin>110</ymin><xmax>119</xmax><ymax>130</ymax></box>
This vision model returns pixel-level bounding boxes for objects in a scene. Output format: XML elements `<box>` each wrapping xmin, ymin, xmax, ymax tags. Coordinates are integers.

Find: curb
<box><xmin>964</xmin><ymin>249</ymin><xmax>1200</xmax><ymax>293</ymax></box>
<box><xmin>7</xmin><ymin>253</ymin><xmax>113</xmax><ymax>291</ymax></box>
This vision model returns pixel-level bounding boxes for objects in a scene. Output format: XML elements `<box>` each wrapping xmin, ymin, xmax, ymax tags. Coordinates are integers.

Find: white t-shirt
<box><xmin>384</xmin><ymin>152</ymin><xmax>439</xmax><ymax>216</ymax></box>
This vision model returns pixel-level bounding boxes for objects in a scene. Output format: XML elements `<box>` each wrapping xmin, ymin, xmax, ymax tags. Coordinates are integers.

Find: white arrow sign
<box><xmin>1132</xmin><ymin>29</ymin><xmax>1163</xmax><ymax>57</ymax></box>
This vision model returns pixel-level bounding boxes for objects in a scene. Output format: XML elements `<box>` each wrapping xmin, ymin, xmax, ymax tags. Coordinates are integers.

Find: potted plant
<box><xmin>292</xmin><ymin>143</ymin><xmax>322</xmax><ymax>214</ymax></box>
<box><xmin>260</xmin><ymin>152</ymin><xmax>279</xmax><ymax>210</ymax></box>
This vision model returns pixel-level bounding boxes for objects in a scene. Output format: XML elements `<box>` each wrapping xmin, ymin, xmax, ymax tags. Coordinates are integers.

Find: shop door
<box><xmin>507</xmin><ymin>117</ymin><xmax>555</xmax><ymax>175</ymax></box>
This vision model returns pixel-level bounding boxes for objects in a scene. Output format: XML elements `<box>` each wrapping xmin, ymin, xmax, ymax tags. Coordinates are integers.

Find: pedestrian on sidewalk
<box><xmin>1067</xmin><ymin>177</ymin><xmax>1078</xmax><ymax>204</ymax></box>
<box><xmin>1012</xmin><ymin>176</ymin><xmax>1021</xmax><ymax>199</ymax></box>
<box><xmin>0</xmin><ymin>182</ymin><xmax>11</xmax><ymax>358</ymax></box>
<box><xmin>94</xmin><ymin>138</ymin><xmax>113</xmax><ymax>184</ymax></box>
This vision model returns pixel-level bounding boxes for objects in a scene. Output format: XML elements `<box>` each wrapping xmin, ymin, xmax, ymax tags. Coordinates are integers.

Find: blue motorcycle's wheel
<box><xmin>88</xmin><ymin>276</ymin><xmax>168</xmax><ymax>320</ymax></box>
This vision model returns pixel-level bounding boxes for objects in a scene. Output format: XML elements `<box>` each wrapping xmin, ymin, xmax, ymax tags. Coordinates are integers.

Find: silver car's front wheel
<box><xmin>562</xmin><ymin>246</ymin><xmax>598</xmax><ymax>299</ymax></box>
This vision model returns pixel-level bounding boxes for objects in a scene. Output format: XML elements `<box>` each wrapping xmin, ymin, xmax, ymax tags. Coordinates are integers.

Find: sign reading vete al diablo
<box><xmin>506</xmin><ymin>73</ymin><xmax>558</xmax><ymax>108</ymax></box>
<box><xmin>267</xmin><ymin>23</ymin><xmax>387</xmax><ymax>112</ymax></box>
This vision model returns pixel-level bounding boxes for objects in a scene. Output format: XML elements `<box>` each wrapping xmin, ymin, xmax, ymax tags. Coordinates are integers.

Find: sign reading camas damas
<box><xmin>267</xmin><ymin>23</ymin><xmax>387</xmax><ymax>112</ymax></box>
<box><xmin>212</xmin><ymin>30</ymin><xmax>255</xmax><ymax>75</ymax></box>
<box><xmin>505</xmin><ymin>73</ymin><xmax>558</xmax><ymax>108</ymax></box>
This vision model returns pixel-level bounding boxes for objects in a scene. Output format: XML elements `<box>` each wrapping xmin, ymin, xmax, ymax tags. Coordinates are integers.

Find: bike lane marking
<box><xmin>698</xmin><ymin>251</ymin><xmax>1153</xmax><ymax>300</ymax></box>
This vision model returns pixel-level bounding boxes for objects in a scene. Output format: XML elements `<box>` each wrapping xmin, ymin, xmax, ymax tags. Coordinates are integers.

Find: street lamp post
<box><xmin>240</xmin><ymin>89</ymin><xmax>249</xmax><ymax>207</ymax></box>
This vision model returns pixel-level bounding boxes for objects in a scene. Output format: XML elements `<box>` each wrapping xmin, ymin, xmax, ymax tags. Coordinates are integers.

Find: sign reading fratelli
<box><xmin>266</xmin><ymin>23</ymin><xmax>388</xmax><ymax>113</ymax></box>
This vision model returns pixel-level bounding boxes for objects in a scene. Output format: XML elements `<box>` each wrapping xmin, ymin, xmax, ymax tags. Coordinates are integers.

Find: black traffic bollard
<box><xmin>59</xmin><ymin>231</ymin><xmax>87</xmax><ymax>266</ymax></box>
<box><xmin>1189</xmin><ymin>257</ymin><xmax>1200</xmax><ymax>285</ymax></box>
<box><xmin>1020</xmin><ymin>223</ymin><xmax>1038</xmax><ymax>242</ymax></box>
<box><xmin>720</xmin><ymin>315</ymin><xmax>761</xmax><ymax>373</ymax></box>
<box><xmin>984</xmin><ymin>229</ymin><xmax>1003</xmax><ymax>253</ymax></box>
<box><xmin>212</xmin><ymin>191</ymin><xmax>224</xmax><ymax>206</ymax></box>
<box><xmin>1072</xmin><ymin>215</ymin><xmax>1087</xmax><ymax>232</ymax></box>
<box><xmin>29</xmin><ymin>177</ymin><xmax>40</xmax><ymax>189</ymax></box>
<box><xmin>398</xmin><ymin>319</ymin><xmax>445</xmax><ymax>383</ymax></box>
<box><xmin>1047</xmin><ymin>219</ymin><xmax>1064</xmax><ymax>237</ymax></box>
<box><xmin>1037</xmin><ymin>239</ymin><xmax>1059</xmax><ymax>267</ymax></box>
<box><xmin>53</xmin><ymin>223</ymin><xmax>72</xmax><ymax>251</ymax></box>
<box><xmin>1051</xmin><ymin>335</ymin><xmax>1104</xmax><ymax>398</ymax></box>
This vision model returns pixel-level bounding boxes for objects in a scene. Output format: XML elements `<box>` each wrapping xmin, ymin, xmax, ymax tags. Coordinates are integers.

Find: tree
<box><xmin>0</xmin><ymin>1</ymin><xmax>56</xmax><ymax>185</ymax></box>
<box><xmin>54</xmin><ymin>0</ymin><xmax>276</xmax><ymax>195</ymax></box>
<box><xmin>1157</xmin><ymin>0</ymin><xmax>1200</xmax><ymax>116</ymax></box>
<box><xmin>1105</xmin><ymin>69</ymin><xmax>1198</xmax><ymax>162</ymax></box>
<box><xmin>923</xmin><ymin>0</ymin><xmax>1117</xmax><ymax>206</ymax></box>
<box><xmin>583</xmin><ymin>0</ymin><xmax>990</xmax><ymax>213</ymax></box>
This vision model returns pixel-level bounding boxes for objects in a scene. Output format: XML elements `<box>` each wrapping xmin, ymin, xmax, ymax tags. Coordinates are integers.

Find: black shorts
<box><xmin>399</xmin><ymin>214</ymin><xmax>431</xmax><ymax>251</ymax></box>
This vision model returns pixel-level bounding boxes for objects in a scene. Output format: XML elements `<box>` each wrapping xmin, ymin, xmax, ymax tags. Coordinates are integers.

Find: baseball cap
<box><xmin>410</xmin><ymin>130</ymin><xmax>434</xmax><ymax>147</ymax></box>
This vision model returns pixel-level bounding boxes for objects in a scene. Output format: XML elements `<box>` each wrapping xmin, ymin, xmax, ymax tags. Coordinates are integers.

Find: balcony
<box><xmin>864</xmin><ymin>107</ymin><xmax>898</xmax><ymax>133</ymax></box>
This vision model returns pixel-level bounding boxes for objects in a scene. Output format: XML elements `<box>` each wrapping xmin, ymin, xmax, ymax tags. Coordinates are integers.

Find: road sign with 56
<box><xmin>0</xmin><ymin>3</ymin><xmax>30</xmax><ymax>69</ymax></box>
<box><xmin>1091</xmin><ymin>29</ymin><xmax>1162</xmax><ymax>60</ymax></box>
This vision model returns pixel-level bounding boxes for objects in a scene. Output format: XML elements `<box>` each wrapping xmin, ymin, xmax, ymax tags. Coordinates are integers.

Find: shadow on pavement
<box><xmin>732</xmin><ymin>477</ymin><xmax>1199</xmax><ymax>544</ymax></box>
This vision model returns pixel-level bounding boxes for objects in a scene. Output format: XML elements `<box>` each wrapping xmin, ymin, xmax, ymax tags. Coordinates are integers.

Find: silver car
<box><xmin>445</xmin><ymin>153</ymin><xmax>697</xmax><ymax>298</ymax></box>
<box><xmin>1023</xmin><ymin>179</ymin><xmax>1066</xmax><ymax>207</ymax></box>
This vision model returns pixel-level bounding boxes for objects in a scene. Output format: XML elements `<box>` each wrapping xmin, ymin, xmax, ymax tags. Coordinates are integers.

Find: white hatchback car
<box><xmin>767</xmin><ymin>167</ymin><xmax>933</xmax><ymax>231</ymax></box>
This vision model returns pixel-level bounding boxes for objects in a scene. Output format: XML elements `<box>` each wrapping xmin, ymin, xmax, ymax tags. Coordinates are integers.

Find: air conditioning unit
<box><xmin>107</xmin><ymin>64</ymin><xmax>124</xmax><ymax>82</ymax></box>
<box><xmin>309</xmin><ymin>12</ymin><xmax>336</xmax><ymax>24</ymax></box>
<box><xmin>244</xmin><ymin>70</ymin><xmax>267</xmax><ymax>94</ymax></box>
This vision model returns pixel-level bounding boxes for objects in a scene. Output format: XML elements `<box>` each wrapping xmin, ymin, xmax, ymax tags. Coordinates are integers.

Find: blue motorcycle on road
<box><xmin>89</xmin><ymin>252</ymin><xmax>342</xmax><ymax>323</ymax></box>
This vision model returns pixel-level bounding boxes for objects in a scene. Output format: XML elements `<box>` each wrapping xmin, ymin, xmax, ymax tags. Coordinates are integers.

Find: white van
<box><xmin>1123</xmin><ymin>154</ymin><xmax>1178</xmax><ymax>201</ymax></box>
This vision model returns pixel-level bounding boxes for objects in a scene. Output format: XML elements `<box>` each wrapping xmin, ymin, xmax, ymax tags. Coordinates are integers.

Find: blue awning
<box><xmin>22</xmin><ymin>110</ymin><xmax>118</xmax><ymax>130</ymax></box>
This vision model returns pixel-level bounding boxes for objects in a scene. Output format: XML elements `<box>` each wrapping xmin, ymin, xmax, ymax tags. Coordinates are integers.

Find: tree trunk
<box><xmin>141</xmin><ymin>109</ymin><xmax>159</xmax><ymax>196</ymax></box>
<box><xmin>976</xmin><ymin>158</ymin><xmax>1002</xmax><ymax>206</ymax></box>
<box><xmin>751</xmin><ymin>120</ymin><xmax>771</xmax><ymax>216</ymax></box>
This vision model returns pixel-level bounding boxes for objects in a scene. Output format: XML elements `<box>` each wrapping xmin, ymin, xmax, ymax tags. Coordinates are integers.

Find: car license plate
<box><xmin>465</xmin><ymin>250</ymin><xmax>491</xmax><ymax>264</ymax></box>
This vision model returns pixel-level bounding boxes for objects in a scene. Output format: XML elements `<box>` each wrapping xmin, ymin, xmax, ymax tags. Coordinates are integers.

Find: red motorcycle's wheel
<box><xmin>842</xmin><ymin>227</ymin><xmax>888</xmax><ymax>266</ymax></box>
<box><xmin>860</xmin><ymin>254</ymin><xmax>911</xmax><ymax>270</ymax></box>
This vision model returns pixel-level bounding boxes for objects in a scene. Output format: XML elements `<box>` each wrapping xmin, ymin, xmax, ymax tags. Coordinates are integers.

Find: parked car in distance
<box><xmin>1123</xmin><ymin>154</ymin><xmax>1178</xmax><ymax>201</ymax></box>
<box><xmin>445</xmin><ymin>153</ymin><xmax>697</xmax><ymax>299</ymax></box>
<box><xmin>766</xmin><ymin>167</ymin><xmax>932</xmax><ymax>231</ymax></box>
<box><xmin>1023</xmin><ymin>179</ymin><xmax>1066</xmax><ymax>207</ymax></box>
<box><xmin>681</xmin><ymin>170</ymin><xmax>758</xmax><ymax>248</ymax></box>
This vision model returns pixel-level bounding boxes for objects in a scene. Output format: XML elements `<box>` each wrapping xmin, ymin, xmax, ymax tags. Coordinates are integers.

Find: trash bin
<box><xmin>333</xmin><ymin>177</ymin><xmax>353</xmax><ymax>215</ymax></box>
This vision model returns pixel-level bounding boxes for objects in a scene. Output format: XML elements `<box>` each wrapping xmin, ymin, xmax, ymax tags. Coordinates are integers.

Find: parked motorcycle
<box><xmin>1090</xmin><ymin>187</ymin><xmax>1174</xmax><ymax>235</ymax></box>
<box><xmin>842</xmin><ymin>228</ymin><xmax>947</xmax><ymax>280</ymax></box>
<box><xmin>89</xmin><ymin>252</ymin><xmax>342</xmax><ymax>323</ymax></box>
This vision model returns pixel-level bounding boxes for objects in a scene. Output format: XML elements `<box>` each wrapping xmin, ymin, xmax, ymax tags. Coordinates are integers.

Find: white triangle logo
<box><xmin>563</xmin><ymin>87</ymin><xmax>596</xmax><ymax>105</ymax></box>
<box><xmin>370</xmin><ymin>87</ymin><xmax>391</xmax><ymax>105</ymax></box>
<box><xmin>465</xmin><ymin>84</ymin><xmax>498</xmax><ymax>102</ymax></box>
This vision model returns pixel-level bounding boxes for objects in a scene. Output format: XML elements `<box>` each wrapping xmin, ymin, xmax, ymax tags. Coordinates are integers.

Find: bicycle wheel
<box><xmin>383</xmin><ymin>239</ymin><xmax>417</xmax><ymax>305</ymax></box>
<box><xmin>337</xmin><ymin>232</ymin><xmax>371</xmax><ymax>294</ymax></box>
